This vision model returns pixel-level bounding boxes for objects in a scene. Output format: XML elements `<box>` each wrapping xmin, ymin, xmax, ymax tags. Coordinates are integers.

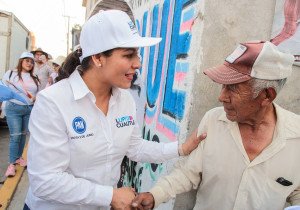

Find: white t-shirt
<box><xmin>2</xmin><ymin>70</ymin><xmax>38</xmax><ymax>105</ymax></box>
<box><xmin>33</xmin><ymin>63</ymin><xmax>53</xmax><ymax>91</ymax></box>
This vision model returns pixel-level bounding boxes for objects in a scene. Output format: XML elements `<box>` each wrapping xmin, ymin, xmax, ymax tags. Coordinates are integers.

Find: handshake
<box><xmin>111</xmin><ymin>187</ymin><xmax>155</xmax><ymax>210</ymax></box>
<box><xmin>111</xmin><ymin>132</ymin><xmax>207</xmax><ymax>210</ymax></box>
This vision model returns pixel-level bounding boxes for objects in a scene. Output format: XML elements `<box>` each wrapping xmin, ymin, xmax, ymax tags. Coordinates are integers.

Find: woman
<box><xmin>2</xmin><ymin>52</ymin><xmax>39</xmax><ymax>177</ymax></box>
<box><xmin>24</xmin><ymin>10</ymin><xmax>205</xmax><ymax>210</ymax></box>
<box><xmin>46</xmin><ymin>55</ymin><xmax>66</xmax><ymax>87</ymax></box>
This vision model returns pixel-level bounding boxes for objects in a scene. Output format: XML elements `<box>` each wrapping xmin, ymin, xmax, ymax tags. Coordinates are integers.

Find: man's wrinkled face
<box><xmin>218</xmin><ymin>80</ymin><xmax>262</xmax><ymax>123</ymax></box>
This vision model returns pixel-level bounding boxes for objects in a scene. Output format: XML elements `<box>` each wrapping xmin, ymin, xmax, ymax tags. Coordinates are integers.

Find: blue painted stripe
<box><xmin>158</xmin><ymin>115</ymin><xmax>179</xmax><ymax>133</ymax></box>
<box><xmin>146</xmin><ymin>106</ymin><xmax>156</xmax><ymax>117</ymax></box>
<box><xmin>175</xmin><ymin>62</ymin><xmax>189</xmax><ymax>73</ymax></box>
<box><xmin>183</xmin><ymin>7</ymin><xmax>194</xmax><ymax>22</ymax></box>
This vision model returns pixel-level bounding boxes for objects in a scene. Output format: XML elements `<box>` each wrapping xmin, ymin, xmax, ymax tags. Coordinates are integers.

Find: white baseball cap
<box><xmin>79</xmin><ymin>10</ymin><xmax>162</xmax><ymax>61</ymax></box>
<box><xmin>20</xmin><ymin>52</ymin><xmax>34</xmax><ymax>60</ymax></box>
<box><xmin>52</xmin><ymin>55</ymin><xmax>66</xmax><ymax>66</ymax></box>
<box><xmin>204</xmin><ymin>41</ymin><xmax>295</xmax><ymax>84</ymax></box>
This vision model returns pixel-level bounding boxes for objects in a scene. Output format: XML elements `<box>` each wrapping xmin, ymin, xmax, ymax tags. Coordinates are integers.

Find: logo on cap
<box><xmin>225</xmin><ymin>44</ymin><xmax>247</xmax><ymax>63</ymax></box>
<box><xmin>72</xmin><ymin>117</ymin><xmax>86</xmax><ymax>134</ymax></box>
<box><xmin>128</xmin><ymin>21</ymin><xmax>137</xmax><ymax>33</ymax></box>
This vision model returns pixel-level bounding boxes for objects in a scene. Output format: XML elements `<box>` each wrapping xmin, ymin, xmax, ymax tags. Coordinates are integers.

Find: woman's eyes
<box><xmin>124</xmin><ymin>54</ymin><xmax>134</xmax><ymax>58</ymax></box>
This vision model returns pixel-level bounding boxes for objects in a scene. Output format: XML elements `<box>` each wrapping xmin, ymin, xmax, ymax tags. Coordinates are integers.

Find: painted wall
<box><xmin>84</xmin><ymin>0</ymin><xmax>300</xmax><ymax>209</ymax></box>
<box><xmin>129</xmin><ymin>1</ymin><xmax>203</xmax><ymax>209</ymax></box>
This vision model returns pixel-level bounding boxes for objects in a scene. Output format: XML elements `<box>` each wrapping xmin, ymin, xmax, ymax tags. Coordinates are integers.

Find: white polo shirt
<box><xmin>25</xmin><ymin>70</ymin><xmax>178</xmax><ymax>210</ymax></box>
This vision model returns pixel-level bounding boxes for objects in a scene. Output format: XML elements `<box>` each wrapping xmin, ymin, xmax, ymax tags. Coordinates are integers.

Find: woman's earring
<box><xmin>98</xmin><ymin>63</ymin><xmax>102</xmax><ymax>67</ymax></box>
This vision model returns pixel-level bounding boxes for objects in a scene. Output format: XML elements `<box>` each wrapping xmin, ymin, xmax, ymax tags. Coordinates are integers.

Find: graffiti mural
<box><xmin>117</xmin><ymin>0</ymin><xmax>199</xmax><ymax>197</ymax></box>
<box><xmin>123</xmin><ymin>0</ymin><xmax>199</xmax><ymax>193</ymax></box>
<box><xmin>271</xmin><ymin>0</ymin><xmax>300</xmax><ymax>66</ymax></box>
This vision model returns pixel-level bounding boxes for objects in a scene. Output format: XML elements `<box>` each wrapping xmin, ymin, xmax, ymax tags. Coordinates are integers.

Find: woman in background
<box><xmin>2</xmin><ymin>52</ymin><xmax>39</xmax><ymax>177</ymax></box>
<box><xmin>46</xmin><ymin>55</ymin><xmax>66</xmax><ymax>87</ymax></box>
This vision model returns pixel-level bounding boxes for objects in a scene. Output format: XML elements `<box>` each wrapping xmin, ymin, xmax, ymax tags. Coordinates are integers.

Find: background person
<box><xmin>132</xmin><ymin>41</ymin><xmax>300</xmax><ymax>210</ymax></box>
<box><xmin>46</xmin><ymin>55</ymin><xmax>66</xmax><ymax>87</ymax></box>
<box><xmin>2</xmin><ymin>52</ymin><xmax>39</xmax><ymax>177</ymax></box>
<box><xmin>31</xmin><ymin>48</ymin><xmax>53</xmax><ymax>90</ymax></box>
<box><xmin>24</xmin><ymin>10</ymin><xmax>205</xmax><ymax>210</ymax></box>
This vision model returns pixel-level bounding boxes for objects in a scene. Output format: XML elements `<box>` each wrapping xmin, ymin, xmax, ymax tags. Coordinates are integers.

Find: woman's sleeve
<box><xmin>126</xmin><ymin>122</ymin><xmax>179</xmax><ymax>163</ymax></box>
<box><xmin>27</xmin><ymin>93</ymin><xmax>113</xmax><ymax>207</ymax></box>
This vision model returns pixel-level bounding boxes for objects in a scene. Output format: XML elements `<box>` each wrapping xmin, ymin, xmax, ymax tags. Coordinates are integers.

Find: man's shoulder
<box><xmin>205</xmin><ymin>106</ymin><xmax>225</xmax><ymax>118</ymax></box>
<box><xmin>276</xmin><ymin>104</ymin><xmax>300</xmax><ymax>139</ymax></box>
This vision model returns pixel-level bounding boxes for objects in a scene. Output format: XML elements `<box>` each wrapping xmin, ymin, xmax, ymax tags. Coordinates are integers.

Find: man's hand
<box><xmin>132</xmin><ymin>192</ymin><xmax>154</xmax><ymax>210</ymax></box>
<box><xmin>111</xmin><ymin>187</ymin><xmax>136</xmax><ymax>210</ymax></box>
<box><xmin>48</xmin><ymin>77</ymin><xmax>53</xmax><ymax>85</ymax></box>
<box><xmin>181</xmin><ymin>130</ymin><xmax>207</xmax><ymax>155</ymax></box>
<box><xmin>39</xmin><ymin>55</ymin><xmax>47</xmax><ymax>64</ymax></box>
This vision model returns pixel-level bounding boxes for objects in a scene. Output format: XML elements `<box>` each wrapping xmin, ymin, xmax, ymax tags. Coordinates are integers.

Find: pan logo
<box><xmin>72</xmin><ymin>117</ymin><xmax>86</xmax><ymax>134</ymax></box>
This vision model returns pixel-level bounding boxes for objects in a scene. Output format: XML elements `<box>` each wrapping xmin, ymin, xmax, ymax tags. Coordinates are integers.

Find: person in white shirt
<box><xmin>46</xmin><ymin>55</ymin><xmax>66</xmax><ymax>87</ymax></box>
<box><xmin>24</xmin><ymin>10</ymin><xmax>205</xmax><ymax>210</ymax></box>
<box><xmin>2</xmin><ymin>52</ymin><xmax>39</xmax><ymax>177</ymax></box>
<box><xmin>132</xmin><ymin>41</ymin><xmax>300</xmax><ymax>210</ymax></box>
<box><xmin>31</xmin><ymin>48</ymin><xmax>54</xmax><ymax>90</ymax></box>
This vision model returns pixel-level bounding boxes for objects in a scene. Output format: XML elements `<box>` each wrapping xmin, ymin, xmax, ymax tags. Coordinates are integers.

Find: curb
<box><xmin>0</xmin><ymin>145</ymin><xmax>28</xmax><ymax>210</ymax></box>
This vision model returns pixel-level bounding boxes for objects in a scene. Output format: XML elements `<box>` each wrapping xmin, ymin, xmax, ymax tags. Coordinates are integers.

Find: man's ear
<box><xmin>262</xmin><ymin>87</ymin><xmax>276</xmax><ymax>106</ymax></box>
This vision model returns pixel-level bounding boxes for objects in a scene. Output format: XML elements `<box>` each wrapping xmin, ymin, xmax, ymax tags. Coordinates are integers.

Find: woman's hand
<box><xmin>181</xmin><ymin>130</ymin><xmax>207</xmax><ymax>155</ymax></box>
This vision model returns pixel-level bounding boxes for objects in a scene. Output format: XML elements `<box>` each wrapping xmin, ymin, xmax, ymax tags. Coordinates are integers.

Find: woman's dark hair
<box><xmin>56</xmin><ymin>48</ymin><xmax>114</xmax><ymax>82</ymax></box>
<box><xmin>130</xmin><ymin>71</ymin><xmax>141</xmax><ymax>96</ymax></box>
<box><xmin>15</xmin><ymin>58</ymin><xmax>39</xmax><ymax>88</ymax></box>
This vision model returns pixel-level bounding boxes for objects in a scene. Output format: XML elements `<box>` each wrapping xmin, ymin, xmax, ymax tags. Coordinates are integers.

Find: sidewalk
<box><xmin>0</xmin><ymin>126</ymin><xmax>28</xmax><ymax>210</ymax></box>
<box><xmin>7</xmin><ymin>172</ymin><xmax>28</xmax><ymax>210</ymax></box>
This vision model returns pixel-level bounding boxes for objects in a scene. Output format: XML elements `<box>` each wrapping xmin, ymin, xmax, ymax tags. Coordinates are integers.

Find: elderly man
<box><xmin>132</xmin><ymin>41</ymin><xmax>300</xmax><ymax>210</ymax></box>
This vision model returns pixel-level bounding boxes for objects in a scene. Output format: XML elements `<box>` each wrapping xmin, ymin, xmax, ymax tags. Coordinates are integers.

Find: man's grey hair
<box><xmin>250</xmin><ymin>78</ymin><xmax>287</xmax><ymax>98</ymax></box>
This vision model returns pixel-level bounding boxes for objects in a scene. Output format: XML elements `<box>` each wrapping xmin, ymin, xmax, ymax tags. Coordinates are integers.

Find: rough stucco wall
<box><xmin>275</xmin><ymin>65</ymin><xmax>300</xmax><ymax>114</ymax></box>
<box><xmin>189</xmin><ymin>0</ymin><xmax>276</xmax><ymax>137</ymax></box>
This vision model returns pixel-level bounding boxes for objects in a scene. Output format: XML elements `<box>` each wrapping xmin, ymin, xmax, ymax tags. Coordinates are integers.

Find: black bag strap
<box><xmin>8</xmin><ymin>70</ymin><xmax>13</xmax><ymax>80</ymax></box>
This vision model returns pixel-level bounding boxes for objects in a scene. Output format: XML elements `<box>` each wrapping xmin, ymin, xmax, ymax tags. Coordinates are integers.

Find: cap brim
<box><xmin>20</xmin><ymin>56</ymin><xmax>34</xmax><ymax>60</ymax></box>
<box><xmin>204</xmin><ymin>64</ymin><xmax>251</xmax><ymax>84</ymax></box>
<box><xmin>119</xmin><ymin>37</ymin><xmax>162</xmax><ymax>48</ymax></box>
<box><xmin>79</xmin><ymin>37</ymin><xmax>162</xmax><ymax>62</ymax></box>
<box><xmin>31</xmin><ymin>50</ymin><xmax>48</xmax><ymax>57</ymax></box>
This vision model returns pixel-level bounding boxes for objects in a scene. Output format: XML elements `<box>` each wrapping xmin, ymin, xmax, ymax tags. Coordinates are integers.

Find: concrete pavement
<box><xmin>0</xmin><ymin>126</ymin><xmax>9</xmax><ymax>183</ymax></box>
<box><xmin>0</xmin><ymin>126</ymin><xmax>28</xmax><ymax>210</ymax></box>
<box><xmin>7</xmin><ymin>172</ymin><xmax>28</xmax><ymax>210</ymax></box>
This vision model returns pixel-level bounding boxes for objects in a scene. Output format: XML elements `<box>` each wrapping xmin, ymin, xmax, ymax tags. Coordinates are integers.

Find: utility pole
<box><xmin>63</xmin><ymin>15</ymin><xmax>74</xmax><ymax>55</ymax></box>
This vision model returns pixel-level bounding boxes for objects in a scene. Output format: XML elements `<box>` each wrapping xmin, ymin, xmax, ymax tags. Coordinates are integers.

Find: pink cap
<box><xmin>204</xmin><ymin>41</ymin><xmax>295</xmax><ymax>84</ymax></box>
